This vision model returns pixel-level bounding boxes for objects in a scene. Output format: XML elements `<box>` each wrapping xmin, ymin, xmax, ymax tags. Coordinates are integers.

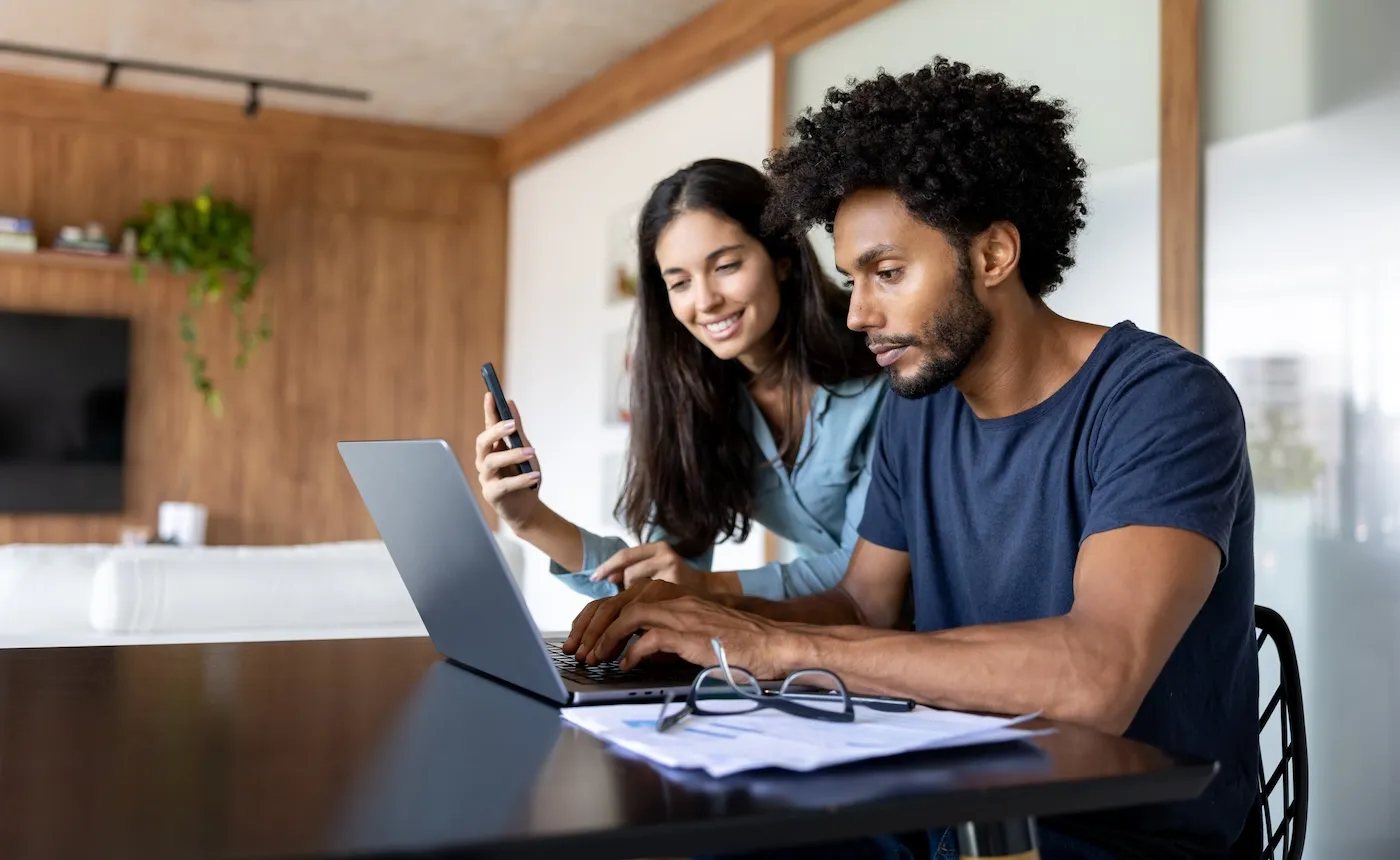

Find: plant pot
<box><xmin>157</xmin><ymin>501</ymin><xmax>208</xmax><ymax>547</ymax></box>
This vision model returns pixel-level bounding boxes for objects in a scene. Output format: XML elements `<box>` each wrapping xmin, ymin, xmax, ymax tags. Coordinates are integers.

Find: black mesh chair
<box><xmin>1255</xmin><ymin>604</ymin><xmax>1308</xmax><ymax>860</ymax></box>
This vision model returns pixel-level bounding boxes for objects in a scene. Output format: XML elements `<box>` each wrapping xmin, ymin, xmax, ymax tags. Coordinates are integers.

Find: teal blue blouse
<box><xmin>551</xmin><ymin>374</ymin><xmax>889</xmax><ymax>600</ymax></box>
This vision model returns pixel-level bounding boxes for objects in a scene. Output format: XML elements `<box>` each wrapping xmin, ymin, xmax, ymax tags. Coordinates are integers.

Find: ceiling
<box><xmin>0</xmin><ymin>0</ymin><xmax>721</xmax><ymax>135</ymax></box>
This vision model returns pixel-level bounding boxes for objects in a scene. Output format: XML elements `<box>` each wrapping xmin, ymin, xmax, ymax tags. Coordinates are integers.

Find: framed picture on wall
<box><xmin>605</xmin><ymin>199</ymin><xmax>642</xmax><ymax>305</ymax></box>
<box><xmin>603</xmin><ymin>325</ymin><xmax>633</xmax><ymax>426</ymax></box>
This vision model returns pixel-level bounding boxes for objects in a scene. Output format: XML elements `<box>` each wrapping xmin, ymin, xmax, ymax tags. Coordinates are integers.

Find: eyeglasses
<box><xmin>655</xmin><ymin>638</ymin><xmax>912</xmax><ymax>733</ymax></box>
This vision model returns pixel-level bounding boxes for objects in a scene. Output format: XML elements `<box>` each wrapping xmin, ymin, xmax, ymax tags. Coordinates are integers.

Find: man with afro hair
<box><xmin>566</xmin><ymin>58</ymin><xmax>1259</xmax><ymax>860</ymax></box>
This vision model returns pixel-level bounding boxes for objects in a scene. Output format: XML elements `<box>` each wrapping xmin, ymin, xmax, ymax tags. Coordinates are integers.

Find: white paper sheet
<box><xmin>561</xmin><ymin>703</ymin><xmax>1050</xmax><ymax>777</ymax></box>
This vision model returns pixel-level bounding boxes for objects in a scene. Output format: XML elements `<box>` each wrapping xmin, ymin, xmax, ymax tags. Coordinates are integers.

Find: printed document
<box><xmin>561</xmin><ymin>703</ymin><xmax>1049</xmax><ymax>777</ymax></box>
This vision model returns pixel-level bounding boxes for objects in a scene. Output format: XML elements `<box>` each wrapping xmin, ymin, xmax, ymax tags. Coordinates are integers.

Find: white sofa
<box><xmin>0</xmin><ymin>535</ymin><xmax>526</xmax><ymax>650</ymax></box>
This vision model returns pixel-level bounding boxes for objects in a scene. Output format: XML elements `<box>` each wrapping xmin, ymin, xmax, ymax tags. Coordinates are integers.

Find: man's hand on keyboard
<box><xmin>610</xmin><ymin>599</ymin><xmax>796</xmax><ymax>679</ymax></box>
<box><xmin>564</xmin><ymin>579</ymin><xmax>710</xmax><ymax>664</ymax></box>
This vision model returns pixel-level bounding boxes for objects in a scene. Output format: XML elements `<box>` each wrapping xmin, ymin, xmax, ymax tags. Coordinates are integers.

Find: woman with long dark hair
<box><xmin>475</xmin><ymin>158</ymin><xmax>886</xmax><ymax>600</ymax></box>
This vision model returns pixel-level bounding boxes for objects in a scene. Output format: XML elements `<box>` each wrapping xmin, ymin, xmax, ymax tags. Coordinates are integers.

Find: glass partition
<box><xmin>1203</xmin><ymin>0</ymin><xmax>1400</xmax><ymax>855</ymax></box>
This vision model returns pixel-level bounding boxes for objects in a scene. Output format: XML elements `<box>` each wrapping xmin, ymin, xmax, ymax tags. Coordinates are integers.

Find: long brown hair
<box><xmin>617</xmin><ymin>158</ymin><xmax>878</xmax><ymax>557</ymax></box>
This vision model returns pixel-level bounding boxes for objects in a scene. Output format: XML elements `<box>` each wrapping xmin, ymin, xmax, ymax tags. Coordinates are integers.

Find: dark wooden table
<box><xmin>0</xmin><ymin>636</ymin><xmax>1215</xmax><ymax>860</ymax></box>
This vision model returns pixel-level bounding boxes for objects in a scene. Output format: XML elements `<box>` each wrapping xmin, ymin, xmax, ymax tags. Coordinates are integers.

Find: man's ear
<box><xmin>971</xmin><ymin>221</ymin><xmax>1021</xmax><ymax>289</ymax></box>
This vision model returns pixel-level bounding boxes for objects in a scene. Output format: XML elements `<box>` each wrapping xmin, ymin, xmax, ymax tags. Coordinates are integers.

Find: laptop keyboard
<box><xmin>545</xmin><ymin>641</ymin><xmax>693</xmax><ymax>686</ymax></box>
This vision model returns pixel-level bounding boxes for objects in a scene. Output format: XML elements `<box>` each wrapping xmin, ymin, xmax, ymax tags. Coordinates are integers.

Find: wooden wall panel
<box><xmin>1160</xmin><ymin>0</ymin><xmax>1203</xmax><ymax>352</ymax></box>
<box><xmin>0</xmin><ymin>73</ymin><xmax>505</xmax><ymax>546</ymax></box>
<box><xmin>0</xmin><ymin>72</ymin><xmax>494</xmax><ymax>177</ymax></box>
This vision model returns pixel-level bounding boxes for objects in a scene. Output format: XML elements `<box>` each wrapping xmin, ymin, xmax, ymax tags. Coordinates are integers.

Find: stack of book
<box><xmin>52</xmin><ymin>224</ymin><xmax>113</xmax><ymax>256</ymax></box>
<box><xmin>0</xmin><ymin>216</ymin><xmax>37</xmax><ymax>254</ymax></box>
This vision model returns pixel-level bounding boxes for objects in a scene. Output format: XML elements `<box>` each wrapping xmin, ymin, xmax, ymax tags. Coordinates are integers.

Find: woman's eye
<box><xmin>667</xmin><ymin>279</ymin><xmax>689</xmax><ymax>292</ymax></box>
<box><xmin>716</xmin><ymin>260</ymin><xmax>741</xmax><ymax>274</ymax></box>
<box><xmin>875</xmin><ymin>267</ymin><xmax>903</xmax><ymax>283</ymax></box>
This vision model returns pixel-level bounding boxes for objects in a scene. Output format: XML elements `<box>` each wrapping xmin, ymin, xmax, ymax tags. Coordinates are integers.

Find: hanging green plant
<box><xmin>126</xmin><ymin>185</ymin><xmax>271</xmax><ymax>417</ymax></box>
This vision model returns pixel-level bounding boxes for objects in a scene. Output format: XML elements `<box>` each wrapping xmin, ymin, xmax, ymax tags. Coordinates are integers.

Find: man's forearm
<box><xmin>789</xmin><ymin>616</ymin><xmax>1141</xmax><ymax>735</ymax></box>
<box><xmin>717</xmin><ymin>587</ymin><xmax>865</xmax><ymax>626</ymax></box>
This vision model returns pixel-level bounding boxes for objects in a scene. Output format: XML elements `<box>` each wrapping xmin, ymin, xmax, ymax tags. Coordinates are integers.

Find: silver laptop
<box><xmin>337</xmin><ymin>438</ymin><xmax>698</xmax><ymax>706</ymax></box>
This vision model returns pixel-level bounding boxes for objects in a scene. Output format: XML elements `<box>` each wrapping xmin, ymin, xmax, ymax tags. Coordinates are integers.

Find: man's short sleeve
<box><xmin>1083</xmin><ymin>354</ymin><xmax>1251</xmax><ymax>564</ymax></box>
<box><xmin>857</xmin><ymin>395</ymin><xmax>908</xmax><ymax>551</ymax></box>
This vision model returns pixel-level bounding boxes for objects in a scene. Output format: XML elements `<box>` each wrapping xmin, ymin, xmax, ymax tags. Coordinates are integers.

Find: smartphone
<box><xmin>480</xmin><ymin>362</ymin><xmax>534</xmax><ymax>477</ymax></box>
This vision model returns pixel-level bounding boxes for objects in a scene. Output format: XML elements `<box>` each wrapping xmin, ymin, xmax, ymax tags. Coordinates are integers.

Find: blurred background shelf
<box><xmin>0</xmin><ymin>249</ymin><xmax>132</xmax><ymax>273</ymax></box>
<box><xmin>0</xmin><ymin>248</ymin><xmax>134</xmax><ymax>272</ymax></box>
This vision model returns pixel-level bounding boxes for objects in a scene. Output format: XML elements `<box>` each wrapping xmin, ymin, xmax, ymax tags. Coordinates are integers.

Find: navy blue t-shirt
<box><xmin>858</xmin><ymin>322</ymin><xmax>1259</xmax><ymax>859</ymax></box>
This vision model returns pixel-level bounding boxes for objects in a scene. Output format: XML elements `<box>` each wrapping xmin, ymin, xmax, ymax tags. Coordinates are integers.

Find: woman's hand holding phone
<box><xmin>475</xmin><ymin>393</ymin><xmax>543</xmax><ymax>531</ymax></box>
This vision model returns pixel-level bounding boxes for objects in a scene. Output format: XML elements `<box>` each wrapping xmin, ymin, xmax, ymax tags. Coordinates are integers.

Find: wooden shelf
<box><xmin>0</xmin><ymin>248</ymin><xmax>134</xmax><ymax>272</ymax></box>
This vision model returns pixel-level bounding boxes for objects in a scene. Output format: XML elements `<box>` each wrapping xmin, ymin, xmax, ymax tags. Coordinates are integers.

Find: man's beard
<box><xmin>886</xmin><ymin>260</ymin><xmax>992</xmax><ymax>400</ymax></box>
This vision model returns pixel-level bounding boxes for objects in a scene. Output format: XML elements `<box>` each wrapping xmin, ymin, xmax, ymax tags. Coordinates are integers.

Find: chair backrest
<box><xmin>1255</xmin><ymin>604</ymin><xmax>1309</xmax><ymax>860</ymax></box>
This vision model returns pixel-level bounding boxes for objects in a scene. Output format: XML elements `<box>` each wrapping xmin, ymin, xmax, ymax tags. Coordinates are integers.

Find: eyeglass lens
<box><xmin>692</xmin><ymin>667</ymin><xmax>763</xmax><ymax>714</ymax></box>
<box><xmin>780</xmin><ymin>669</ymin><xmax>849</xmax><ymax>715</ymax></box>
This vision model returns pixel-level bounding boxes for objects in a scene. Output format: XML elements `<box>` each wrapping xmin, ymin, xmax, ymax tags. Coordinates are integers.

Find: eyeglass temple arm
<box><xmin>764</xmin><ymin>696</ymin><xmax>854</xmax><ymax>722</ymax></box>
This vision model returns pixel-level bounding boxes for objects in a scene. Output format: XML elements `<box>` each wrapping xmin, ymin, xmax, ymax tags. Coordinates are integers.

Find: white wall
<box><xmin>783</xmin><ymin>0</ymin><xmax>1162</xmax><ymax>333</ymax></box>
<box><xmin>505</xmin><ymin>50</ymin><xmax>775</xmax><ymax>632</ymax></box>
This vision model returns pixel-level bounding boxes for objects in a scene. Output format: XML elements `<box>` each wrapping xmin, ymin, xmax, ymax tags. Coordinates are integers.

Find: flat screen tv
<box><xmin>0</xmin><ymin>309</ymin><xmax>131</xmax><ymax>513</ymax></box>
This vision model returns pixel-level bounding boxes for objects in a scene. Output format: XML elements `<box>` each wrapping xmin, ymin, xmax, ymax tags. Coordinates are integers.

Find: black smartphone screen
<box><xmin>480</xmin><ymin>362</ymin><xmax>533</xmax><ymax>475</ymax></box>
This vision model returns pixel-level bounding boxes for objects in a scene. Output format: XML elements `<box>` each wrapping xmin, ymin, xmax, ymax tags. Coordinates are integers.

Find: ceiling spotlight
<box><xmin>0</xmin><ymin>40</ymin><xmax>369</xmax><ymax>108</ymax></box>
<box><xmin>244</xmin><ymin>81</ymin><xmax>261</xmax><ymax>117</ymax></box>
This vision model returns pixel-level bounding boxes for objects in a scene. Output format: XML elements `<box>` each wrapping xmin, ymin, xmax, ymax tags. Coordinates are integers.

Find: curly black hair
<box><xmin>765</xmin><ymin>56</ymin><xmax>1088</xmax><ymax>298</ymax></box>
